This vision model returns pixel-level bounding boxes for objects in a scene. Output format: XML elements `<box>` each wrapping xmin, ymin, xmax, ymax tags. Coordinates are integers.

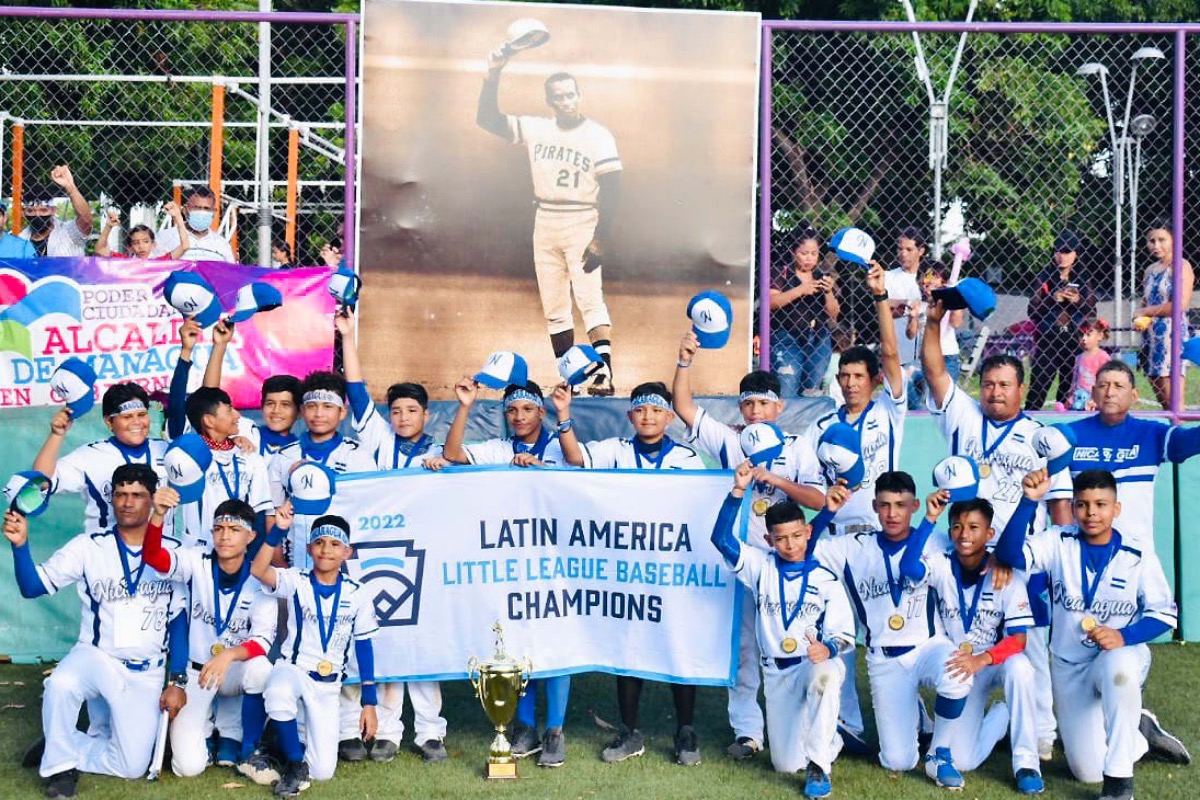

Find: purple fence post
<box><xmin>343</xmin><ymin>18</ymin><xmax>358</xmax><ymax>272</ymax></box>
<box><xmin>757</xmin><ymin>25</ymin><xmax>774</xmax><ymax>370</ymax></box>
<box><xmin>1170</xmin><ymin>31</ymin><xmax>1187</xmax><ymax>420</ymax></box>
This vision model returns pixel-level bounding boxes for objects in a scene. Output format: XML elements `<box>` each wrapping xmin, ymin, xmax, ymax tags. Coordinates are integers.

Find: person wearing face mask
<box><xmin>153</xmin><ymin>185</ymin><xmax>236</xmax><ymax>263</ymax></box>
<box><xmin>0</xmin><ymin>202</ymin><xmax>36</xmax><ymax>258</ymax></box>
<box><xmin>19</xmin><ymin>165</ymin><xmax>93</xmax><ymax>257</ymax></box>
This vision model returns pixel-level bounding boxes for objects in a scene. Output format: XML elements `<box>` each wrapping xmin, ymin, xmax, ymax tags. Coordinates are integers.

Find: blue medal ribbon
<box><xmin>215</xmin><ymin>455</ymin><xmax>241</xmax><ymax>500</ymax></box>
<box><xmin>110</xmin><ymin>437</ymin><xmax>151</xmax><ymax>465</ymax></box>
<box><xmin>777</xmin><ymin>558</ymin><xmax>814</xmax><ymax>632</ymax></box>
<box><xmin>511</xmin><ymin>427</ymin><xmax>552</xmax><ymax>460</ymax></box>
<box><xmin>839</xmin><ymin>400</ymin><xmax>874</xmax><ymax>435</ymax></box>
<box><xmin>116</xmin><ymin>533</ymin><xmax>146</xmax><ymax>598</ymax></box>
<box><xmin>979</xmin><ymin>413</ymin><xmax>1023</xmax><ymax>465</ymax></box>
<box><xmin>879</xmin><ymin>534</ymin><xmax>908</xmax><ymax>608</ymax></box>
<box><xmin>212</xmin><ymin>557</ymin><xmax>251</xmax><ymax>638</ymax></box>
<box><xmin>1080</xmin><ymin>534</ymin><xmax>1120</xmax><ymax>610</ymax></box>
<box><xmin>300</xmin><ymin>433</ymin><xmax>340</xmax><ymax>465</ymax></box>
<box><xmin>394</xmin><ymin>433</ymin><xmax>433</xmax><ymax>469</ymax></box>
<box><xmin>633</xmin><ymin>436</ymin><xmax>675</xmax><ymax>470</ymax></box>
<box><xmin>952</xmin><ymin>556</ymin><xmax>988</xmax><ymax>636</ymax></box>
<box><xmin>310</xmin><ymin>572</ymin><xmax>343</xmax><ymax>656</ymax></box>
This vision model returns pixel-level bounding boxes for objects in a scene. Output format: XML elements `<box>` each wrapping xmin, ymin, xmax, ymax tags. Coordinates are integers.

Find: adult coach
<box><xmin>476</xmin><ymin>46</ymin><xmax>622</xmax><ymax>396</ymax></box>
<box><xmin>154</xmin><ymin>186</ymin><xmax>236</xmax><ymax>263</ymax></box>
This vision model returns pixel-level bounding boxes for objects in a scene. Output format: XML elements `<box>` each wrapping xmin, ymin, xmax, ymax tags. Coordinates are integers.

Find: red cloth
<box><xmin>142</xmin><ymin>521</ymin><xmax>173</xmax><ymax>573</ymax></box>
<box><xmin>987</xmin><ymin>634</ymin><xmax>1025</xmax><ymax>665</ymax></box>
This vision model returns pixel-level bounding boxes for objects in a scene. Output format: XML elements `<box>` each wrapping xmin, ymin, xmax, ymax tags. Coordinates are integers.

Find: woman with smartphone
<box><xmin>769</xmin><ymin>227</ymin><xmax>841</xmax><ymax>397</ymax></box>
<box><xmin>1025</xmin><ymin>230</ymin><xmax>1097</xmax><ymax>410</ymax></box>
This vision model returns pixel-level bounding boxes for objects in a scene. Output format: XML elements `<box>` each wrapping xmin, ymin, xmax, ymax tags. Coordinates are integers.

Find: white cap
<box><xmin>932</xmin><ymin>455</ymin><xmax>980</xmax><ymax>502</ymax></box>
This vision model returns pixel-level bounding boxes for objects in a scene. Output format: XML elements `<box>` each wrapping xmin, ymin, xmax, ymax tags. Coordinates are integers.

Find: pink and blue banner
<box><xmin>0</xmin><ymin>258</ymin><xmax>335</xmax><ymax>410</ymax></box>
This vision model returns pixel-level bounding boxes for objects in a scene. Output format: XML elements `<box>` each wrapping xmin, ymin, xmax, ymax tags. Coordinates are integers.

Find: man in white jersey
<box><xmin>252</xmin><ymin>508</ymin><xmax>379</xmax><ymax>796</ymax></box>
<box><xmin>904</xmin><ymin>486</ymin><xmax>1043</xmax><ymax>794</ymax></box>
<box><xmin>153</xmin><ymin>185</ymin><xmax>236</xmax><ymax>262</ymax></box>
<box><xmin>672</xmin><ymin>349</ymin><xmax>826</xmax><ymax>760</ymax></box>
<box><xmin>808</xmin><ymin>471</ymin><xmax>973</xmax><ymax>789</ymax></box>
<box><xmin>999</xmin><ymin>469</ymin><xmax>1185</xmax><ymax>800</ymax></box>
<box><xmin>141</xmin><ymin>492</ymin><xmax>278</xmax><ymax>781</ymax></box>
<box><xmin>922</xmin><ymin>298</ymin><xmax>1072</xmax><ymax>760</ymax></box>
<box><xmin>477</xmin><ymin>49</ymin><xmax>622</xmax><ymax>396</ymax></box>
<box><xmin>5</xmin><ymin>464</ymin><xmax>182</xmax><ymax>797</ymax></box>
<box><xmin>33</xmin><ymin>382</ymin><xmax>171</xmax><ymax>536</ymax></box>
<box><xmin>710</xmin><ymin>462</ymin><xmax>854</xmax><ymax>799</ymax></box>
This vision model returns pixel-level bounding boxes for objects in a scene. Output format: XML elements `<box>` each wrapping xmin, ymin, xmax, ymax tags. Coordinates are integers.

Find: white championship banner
<box><xmin>329</xmin><ymin>466</ymin><xmax>748</xmax><ymax>685</ymax></box>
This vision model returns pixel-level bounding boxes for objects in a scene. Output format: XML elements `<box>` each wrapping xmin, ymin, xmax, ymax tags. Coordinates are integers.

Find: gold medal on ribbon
<box><xmin>958</xmin><ymin>641</ymin><xmax>973</xmax><ymax>654</ymax></box>
<box><xmin>978</xmin><ymin>462</ymin><xmax>992</xmax><ymax>479</ymax></box>
<box><xmin>752</xmin><ymin>499</ymin><xmax>770</xmax><ymax>517</ymax></box>
<box><xmin>1080</xmin><ymin>616</ymin><xmax>1097</xmax><ymax>633</ymax></box>
<box><xmin>316</xmin><ymin>660</ymin><xmax>334</xmax><ymax>677</ymax></box>
<box><xmin>210</xmin><ymin>643</ymin><xmax>225</xmax><ymax>657</ymax></box>
<box><xmin>781</xmin><ymin>637</ymin><xmax>798</xmax><ymax>654</ymax></box>
<box><xmin>888</xmin><ymin>614</ymin><xmax>905</xmax><ymax>631</ymax></box>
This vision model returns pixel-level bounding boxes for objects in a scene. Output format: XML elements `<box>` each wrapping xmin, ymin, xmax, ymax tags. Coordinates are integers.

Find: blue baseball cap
<box><xmin>739</xmin><ymin>422</ymin><xmax>785</xmax><ymax>466</ymax></box>
<box><xmin>1033</xmin><ymin>424</ymin><xmax>1077</xmax><ymax>475</ymax></box>
<box><xmin>164</xmin><ymin>271</ymin><xmax>222</xmax><ymax>327</ymax></box>
<box><xmin>4</xmin><ymin>471</ymin><xmax>52</xmax><ymax>517</ymax></box>
<box><xmin>687</xmin><ymin>291</ymin><xmax>733</xmax><ymax>349</ymax></box>
<box><xmin>229</xmin><ymin>281</ymin><xmax>283</xmax><ymax>323</ymax></box>
<box><xmin>287</xmin><ymin>461</ymin><xmax>337</xmax><ymax>516</ymax></box>
<box><xmin>932</xmin><ymin>455</ymin><xmax>980</xmax><ymax>502</ymax></box>
<box><xmin>328</xmin><ymin>267</ymin><xmax>361</xmax><ymax>308</ymax></box>
<box><xmin>557</xmin><ymin>345</ymin><xmax>604</xmax><ymax>386</ymax></box>
<box><xmin>933</xmin><ymin>277</ymin><xmax>997</xmax><ymax>321</ymax></box>
<box><xmin>49</xmin><ymin>357</ymin><xmax>97</xmax><ymax>417</ymax></box>
<box><xmin>475</xmin><ymin>351</ymin><xmax>529</xmax><ymax>390</ymax></box>
<box><xmin>817</xmin><ymin>423</ymin><xmax>865</xmax><ymax>489</ymax></box>
<box><xmin>164</xmin><ymin>433</ymin><xmax>213</xmax><ymax>503</ymax></box>
<box><xmin>830</xmin><ymin>227</ymin><xmax>875</xmax><ymax>267</ymax></box>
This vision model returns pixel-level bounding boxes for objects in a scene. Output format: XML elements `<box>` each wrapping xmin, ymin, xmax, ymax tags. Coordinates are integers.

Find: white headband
<box><xmin>108</xmin><ymin>399</ymin><xmax>148</xmax><ymax>417</ymax></box>
<box><xmin>630</xmin><ymin>394</ymin><xmax>671</xmax><ymax>411</ymax></box>
<box><xmin>213</xmin><ymin>514</ymin><xmax>252</xmax><ymax>532</ymax></box>
<box><xmin>739</xmin><ymin>390</ymin><xmax>781</xmax><ymax>404</ymax></box>
<box><xmin>303</xmin><ymin>389</ymin><xmax>345</xmax><ymax>408</ymax></box>
<box><xmin>505</xmin><ymin>389</ymin><xmax>544</xmax><ymax>409</ymax></box>
<box><xmin>309</xmin><ymin>524</ymin><xmax>350</xmax><ymax>545</ymax></box>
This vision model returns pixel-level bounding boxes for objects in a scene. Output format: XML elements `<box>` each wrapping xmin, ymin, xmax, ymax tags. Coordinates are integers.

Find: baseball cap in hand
<box><xmin>687</xmin><ymin>291</ymin><xmax>733</xmax><ymax>349</ymax></box>
<box><xmin>327</xmin><ymin>267</ymin><xmax>361</xmax><ymax>308</ymax></box>
<box><xmin>932</xmin><ymin>456</ymin><xmax>980</xmax><ymax>502</ymax></box>
<box><xmin>164</xmin><ymin>433</ymin><xmax>214</xmax><ymax>503</ymax></box>
<box><xmin>229</xmin><ymin>281</ymin><xmax>283</xmax><ymax>323</ymax></box>
<box><xmin>816</xmin><ymin>423</ymin><xmax>865</xmax><ymax>489</ymax></box>
<box><xmin>505</xmin><ymin>17</ymin><xmax>550</xmax><ymax>51</ymax></box>
<box><xmin>1032</xmin><ymin>425</ymin><xmax>1077</xmax><ymax>475</ymax></box>
<box><xmin>4</xmin><ymin>471</ymin><xmax>52</xmax><ymax>517</ymax></box>
<box><xmin>932</xmin><ymin>277</ymin><xmax>997</xmax><ymax>321</ymax></box>
<box><xmin>164</xmin><ymin>271</ymin><xmax>222</xmax><ymax>327</ymax></box>
<box><xmin>558</xmin><ymin>345</ymin><xmax>604</xmax><ymax>386</ymax></box>
<box><xmin>830</xmin><ymin>227</ymin><xmax>875</xmax><ymax>267</ymax></box>
<box><xmin>288</xmin><ymin>461</ymin><xmax>338</xmax><ymax>516</ymax></box>
<box><xmin>50</xmin><ymin>357</ymin><xmax>97</xmax><ymax>417</ymax></box>
<box><xmin>475</xmin><ymin>351</ymin><xmax>529</xmax><ymax>390</ymax></box>
<box><xmin>739</xmin><ymin>422</ymin><xmax>785</xmax><ymax>466</ymax></box>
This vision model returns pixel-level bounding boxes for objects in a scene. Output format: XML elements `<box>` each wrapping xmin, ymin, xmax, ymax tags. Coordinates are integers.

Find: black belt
<box><xmin>119</xmin><ymin>656</ymin><xmax>165</xmax><ymax>672</ymax></box>
<box><xmin>308</xmin><ymin>670</ymin><xmax>341</xmax><ymax>683</ymax></box>
<box><xmin>870</xmin><ymin>645</ymin><xmax>915</xmax><ymax>658</ymax></box>
<box><xmin>773</xmin><ymin>656</ymin><xmax>805</xmax><ymax>670</ymax></box>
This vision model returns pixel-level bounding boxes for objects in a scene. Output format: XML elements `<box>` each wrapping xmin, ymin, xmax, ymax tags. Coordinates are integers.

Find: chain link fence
<box><xmin>0</xmin><ymin>12</ymin><xmax>351</xmax><ymax>266</ymax></box>
<box><xmin>762</xmin><ymin>24</ymin><xmax>1198</xmax><ymax>413</ymax></box>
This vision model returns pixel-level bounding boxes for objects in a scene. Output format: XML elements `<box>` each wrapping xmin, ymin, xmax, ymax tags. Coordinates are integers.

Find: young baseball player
<box><xmin>672</xmin><ymin>347</ymin><xmax>826</xmax><ymax>759</ymax></box>
<box><xmin>140</xmin><ymin>490</ymin><xmax>279</xmax><ymax>781</ymax></box>
<box><xmin>901</xmin><ymin>486</ymin><xmax>1043</xmax><ymax>794</ymax></box>
<box><xmin>5</xmin><ymin>464</ymin><xmax>184</xmax><ymax>797</ymax></box>
<box><xmin>477</xmin><ymin>47</ymin><xmax>622</xmax><ymax>396</ymax></box>
<box><xmin>32</xmin><ymin>382</ymin><xmax>170</xmax><ymax>534</ymax></box>
<box><xmin>710</xmin><ymin>462</ymin><xmax>853</xmax><ymax>798</ymax></box>
<box><xmin>808</xmin><ymin>471</ymin><xmax>973</xmax><ymax>789</ymax></box>
<box><xmin>332</xmin><ymin>309</ymin><xmax>449</xmax><ymax>762</ymax></box>
<box><xmin>998</xmin><ymin>469</ymin><xmax>1182</xmax><ymax>800</ymax></box>
<box><xmin>557</xmin><ymin>382</ymin><xmax>708</xmax><ymax>766</ymax></box>
<box><xmin>251</xmin><ymin>507</ymin><xmax>379</xmax><ymax>796</ymax></box>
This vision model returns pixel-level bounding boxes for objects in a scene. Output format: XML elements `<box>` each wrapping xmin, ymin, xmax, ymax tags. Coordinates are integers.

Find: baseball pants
<box><xmin>1052</xmin><ymin>646</ymin><xmax>1151</xmax><ymax>782</ymax></box>
<box><xmin>40</xmin><ymin>644</ymin><xmax>164</xmax><ymax>779</ymax></box>
<box><xmin>340</xmin><ymin>681</ymin><xmax>446</xmax><ymax>744</ymax></box>
<box><xmin>953</xmin><ymin>653</ymin><xmax>1039</xmax><ymax>774</ymax></box>
<box><xmin>533</xmin><ymin>207</ymin><xmax>611</xmax><ymax>335</ymax></box>
<box><xmin>264</xmin><ymin>662</ymin><xmax>342</xmax><ymax>781</ymax></box>
<box><xmin>1025</xmin><ymin>626</ymin><xmax>1058</xmax><ymax>747</ymax></box>
<box><xmin>762</xmin><ymin>657</ymin><xmax>845</xmax><ymax>774</ymax></box>
<box><xmin>171</xmin><ymin>657</ymin><xmax>272</xmax><ymax>777</ymax></box>
<box><xmin>866</xmin><ymin>636</ymin><xmax>974</xmax><ymax>772</ymax></box>
<box><xmin>727</xmin><ymin>588</ymin><xmax>765</xmax><ymax>746</ymax></box>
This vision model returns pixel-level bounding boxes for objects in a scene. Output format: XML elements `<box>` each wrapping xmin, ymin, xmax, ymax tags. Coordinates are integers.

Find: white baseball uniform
<box><xmin>48</xmin><ymin>437</ymin><xmax>172</xmax><ymax>534</ymax></box>
<box><xmin>579</xmin><ymin>435</ymin><xmax>704</xmax><ymax>471</ymax></box>
<box><xmin>178</xmin><ymin>447</ymin><xmax>274</xmax><ymax>549</ymax></box>
<box><xmin>263</xmin><ymin>568</ymin><xmax>379</xmax><ymax>781</ymax></box>
<box><xmin>153</xmin><ymin>225</ymin><xmax>236</xmax><ymax>262</ymax></box>
<box><xmin>463</xmin><ymin>429</ymin><xmax>568</xmax><ymax>467</ymax></box>
<box><xmin>346</xmin><ymin>382</ymin><xmax>444</xmax><ymax>470</ymax></box>
<box><xmin>237</xmin><ymin>416</ymin><xmax>298</xmax><ymax>458</ymax></box>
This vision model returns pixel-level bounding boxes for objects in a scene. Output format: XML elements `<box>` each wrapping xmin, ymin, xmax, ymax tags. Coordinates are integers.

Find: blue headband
<box><xmin>109</xmin><ymin>399</ymin><xmax>148</xmax><ymax>417</ymax></box>
<box><xmin>739</xmin><ymin>390</ymin><xmax>781</xmax><ymax>404</ymax></box>
<box><xmin>505</xmin><ymin>389</ymin><xmax>544</xmax><ymax>409</ymax></box>
<box><xmin>309</xmin><ymin>524</ymin><xmax>350</xmax><ymax>545</ymax></box>
<box><xmin>303</xmin><ymin>389</ymin><xmax>345</xmax><ymax>408</ymax></box>
<box><xmin>630</xmin><ymin>394</ymin><xmax>671</xmax><ymax>411</ymax></box>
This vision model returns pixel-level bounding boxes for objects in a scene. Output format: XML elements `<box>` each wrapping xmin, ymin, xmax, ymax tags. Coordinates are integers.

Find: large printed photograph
<box><xmin>359</xmin><ymin>0</ymin><xmax>760</xmax><ymax>399</ymax></box>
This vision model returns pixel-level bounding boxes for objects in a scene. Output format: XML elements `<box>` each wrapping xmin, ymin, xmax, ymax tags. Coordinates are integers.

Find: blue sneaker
<box><xmin>1016</xmin><ymin>768</ymin><xmax>1044</xmax><ymax>794</ymax></box>
<box><xmin>215</xmin><ymin>737</ymin><xmax>241</xmax><ymax>767</ymax></box>
<box><xmin>924</xmin><ymin>746</ymin><xmax>964</xmax><ymax>790</ymax></box>
<box><xmin>804</xmin><ymin>763</ymin><xmax>832</xmax><ymax>798</ymax></box>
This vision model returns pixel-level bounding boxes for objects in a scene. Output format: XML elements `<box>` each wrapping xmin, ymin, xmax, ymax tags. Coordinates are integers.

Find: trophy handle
<box><xmin>518</xmin><ymin>657</ymin><xmax>533</xmax><ymax>696</ymax></box>
<box><xmin>466</xmin><ymin>656</ymin><xmax>481</xmax><ymax>695</ymax></box>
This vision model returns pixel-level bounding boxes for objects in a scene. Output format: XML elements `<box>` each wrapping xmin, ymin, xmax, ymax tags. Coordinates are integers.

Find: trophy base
<box><xmin>484</xmin><ymin>760</ymin><xmax>519</xmax><ymax>780</ymax></box>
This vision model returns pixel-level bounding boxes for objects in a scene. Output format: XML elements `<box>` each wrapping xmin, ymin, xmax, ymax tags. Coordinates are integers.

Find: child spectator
<box><xmin>1060</xmin><ymin>319</ymin><xmax>1112</xmax><ymax>412</ymax></box>
<box><xmin>96</xmin><ymin>202</ymin><xmax>190</xmax><ymax>259</ymax></box>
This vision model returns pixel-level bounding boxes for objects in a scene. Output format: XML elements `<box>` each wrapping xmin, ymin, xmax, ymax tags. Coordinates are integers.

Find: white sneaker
<box><xmin>1037</xmin><ymin>739</ymin><xmax>1054</xmax><ymax>762</ymax></box>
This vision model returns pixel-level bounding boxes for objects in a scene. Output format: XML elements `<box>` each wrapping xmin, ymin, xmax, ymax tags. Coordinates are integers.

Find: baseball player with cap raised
<box><xmin>998</xmin><ymin>469</ymin><xmax>1182</xmax><ymax>800</ymax></box>
<box><xmin>476</xmin><ymin>31</ymin><xmax>622</xmax><ymax>396</ymax></box>
<box><xmin>710</xmin><ymin>460</ymin><xmax>853</xmax><ymax>799</ymax></box>
<box><xmin>4</xmin><ymin>463</ymin><xmax>183</xmax><ymax>797</ymax></box>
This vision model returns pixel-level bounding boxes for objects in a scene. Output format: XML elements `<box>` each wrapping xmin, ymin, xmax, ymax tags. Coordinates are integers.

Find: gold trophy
<box><xmin>467</xmin><ymin>622</ymin><xmax>532</xmax><ymax>779</ymax></box>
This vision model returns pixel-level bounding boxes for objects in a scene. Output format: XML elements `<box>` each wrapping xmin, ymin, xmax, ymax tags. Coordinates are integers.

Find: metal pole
<box><xmin>343</xmin><ymin>19</ymin><xmax>358</xmax><ymax>272</ymax></box>
<box><xmin>757</xmin><ymin>24</ymin><xmax>774</xmax><ymax>370</ymax></box>
<box><xmin>1169</xmin><ymin>32</ymin><xmax>1185</xmax><ymax>417</ymax></box>
<box><xmin>1121</xmin><ymin>62</ymin><xmax>1140</xmax><ymax>344</ymax></box>
<box><xmin>257</xmin><ymin>0</ymin><xmax>273</xmax><ymax>266</ymax></box>
<box><xmin>1096</xmin><ymin>71</ymin><xmax>1124</xmax><ymax>343</ymax></box>
<box><xmin>1129</xmin><ymin>136</ymin><xmax>1142</xmax><ymax>334</ymax></box>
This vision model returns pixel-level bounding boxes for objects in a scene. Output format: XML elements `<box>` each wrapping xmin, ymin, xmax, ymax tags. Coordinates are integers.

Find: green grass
<box><xmin>3</xmin><ymin>644</ymin><xmax>1198</xmax><ymax>799</ymax></box>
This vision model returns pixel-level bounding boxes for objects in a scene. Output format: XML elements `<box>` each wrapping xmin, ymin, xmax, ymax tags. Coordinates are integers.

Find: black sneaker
<box><xmin>726</xmin><ymin>736</ymin><xmax>760</xmax><ymax>760</ymax></box>
<box><xmin>418</xmin><ymin>739</ymin><xmax>448</xmax><ymax>763</ymax></box>
<box><xmin>22</xmin><ymin>736</ymin><xmax>46</xmax><ymax>769</ymax></box>
<box><xmin>509</xmin><ymin>723</ymin><xmax>542</xmax><ymax>758</ymax></box>
<box><xmin>237</xmin><ymin>748</ymin><xmax>281</xmax><ymax>786</ymax></box>
<box><xmin>44</xmin><ymin>769</ymin><xmax>79</xmax><ymax>799</ymax></box>
<box><xmin>369</xmin><ymin>739</ymin><xmax>399</xmax><ymax>763</ymax></box>
<box><xmin>338</xmin><ymin>738</ymin><xmax>368</xmax><ymax>762</ymax></box>
<box><xmin>1140</xmin><ymin>709</ymin><xmax>1192</xmax><ymax>764</ymax></box>
<box><xmin>601</xmin><ymin>727</ymin><xmax>645</xmax><ymax>763</ymax></box>
<box><xmin>538</xmin><ymin>728</ymin><xmax>566</xmax><ymax>768</ymax></box>
<box><xmin>674</xmin><ymin>725</ymin><xmax>701</xmax><ymax>767</ymax></box>
<box><xmin>1098</xmin><ymin>774</ymin><xmax>1134</xmax><ymax>800</ymax></box>
<box><xmin>274</xmin><ymin>760</ymin><xmax>310</xmax><ymax>798</ymax></box>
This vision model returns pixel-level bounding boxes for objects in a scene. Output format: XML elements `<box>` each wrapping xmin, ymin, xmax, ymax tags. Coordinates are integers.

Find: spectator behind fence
<box><xmin>0</xmin><ymin>202</ymin><xmax>36</xmax><ymax>258</ymax></box>
<box><xmin>320</xmin><ymin>236</ymin><xmax>343</xmax><ymax>269</ymax></box>
<box><xmin>153</xmin><ymin>185</ymin><xmax>235</xmax><ymax>263</ymax></box>
<box><xmin>1136</xmin><ymin>219</ymin><xmax>1194</xmax><ymax>410</ymax></box>
<box><xmin>905</xmin><ymin>263</ymin><xmax>963</xmax><ymax>409</ymax></box>
<box><xmin>769</xmin><ymin>227</ymin><xmax>840</xmax><ymax>397</ymax></box>
<box><xmin>272</xmin><ymin>239</ymin><xmax>298</xmax><ymax>269</ymax></box>
<box><xmin>883</xmin><ymin>226</ymin><xmax>930</xmax><ymax>371</ymax></box>
<box><xmin>1060</xmin><ymin>318</ymin><xmax>1112</xmax><ymax>412</ymax></box>
<box><xmin>96</xmin><ymin>202</ymin><xmax>190</xmax><ymax>260</ymax></box>
<box><xmin>19</xmin><ymin>166</ymin><xmax>93</xmax><ymax>257</ymax></box>
<box><xmin>1023</xmin><ymin>231</ymin><xmax>1096</xmax><ymax>410</ymax></box>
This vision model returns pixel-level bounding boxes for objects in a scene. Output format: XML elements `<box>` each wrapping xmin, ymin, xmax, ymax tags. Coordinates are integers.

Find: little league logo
<box><xmin>347</xmin><ymin>539</ymin><xmax>427</xmax><ymax>627</ymax></box>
